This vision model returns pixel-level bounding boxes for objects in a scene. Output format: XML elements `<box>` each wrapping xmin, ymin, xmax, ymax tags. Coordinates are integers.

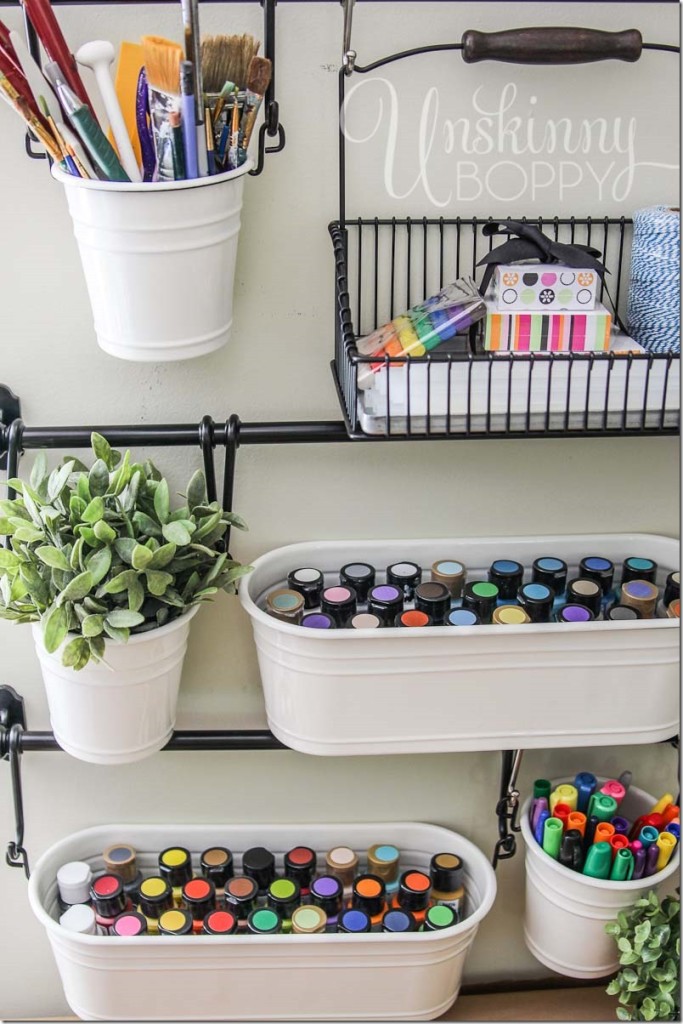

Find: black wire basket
<box><xmin>330</xmin><ymin>216</ymin><xmax>680</xmax><ymax>439</ymax></box>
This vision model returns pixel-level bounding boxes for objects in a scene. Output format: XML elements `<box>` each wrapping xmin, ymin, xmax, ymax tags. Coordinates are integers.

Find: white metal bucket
<box><xmin>32</xmin><ymin>606</ymin><xmax>198</xmax><ymax>764</ymax></box>
<box><xmin>520</xmin><ymin>779</ymin><xmax>680</xmax><ymax>979</ymax></box>
<box><xmin>28</xmin><ymin>822</ymin><xmax>497</xmax><ymax>1021</ymax></box>
<box><xmin>53</xmin><ymin>163</ymin><xmax>251</xmax><ymax>362</ymax></box>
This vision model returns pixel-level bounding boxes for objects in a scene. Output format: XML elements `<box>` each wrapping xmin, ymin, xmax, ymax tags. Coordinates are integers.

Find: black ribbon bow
<box><xmin>477</xmin><ymin>220</ymin><xmax>608</xmax><ymax>298</ymax></box>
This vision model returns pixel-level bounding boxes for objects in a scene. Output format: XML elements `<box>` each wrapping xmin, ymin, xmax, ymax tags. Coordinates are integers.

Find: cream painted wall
<box><xmin>0</xmin><ymin>1</ymin><xmax>679</xmax><ymax>1017</ymax></box>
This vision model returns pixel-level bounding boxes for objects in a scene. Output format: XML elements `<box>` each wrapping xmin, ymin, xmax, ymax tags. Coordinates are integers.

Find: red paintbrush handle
<box><xmin>0</xmin><ymin>18</ymin><xmax>19</xmax><ymax>64</ymax></box>
<box><xmin>21</xmin><ymin>0</ymin><xmax>92</xmax><ymax>110</ymax></box>
<box><xmin>0</xmin><ymin>42</ymin><xmax>46</xmax><ymax>124</ymax></box>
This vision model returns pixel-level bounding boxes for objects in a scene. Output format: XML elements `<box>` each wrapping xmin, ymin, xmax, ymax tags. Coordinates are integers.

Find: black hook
<box><xmin>492</xmin><ymin>749</ymin><xmax>523</xmax><ymax>868</ymax></box>
<box><xmin>198</xmin><ymin>416</ymin><xmax>217</xmax><ymax>505</ymax></box>
<box><xmin>4</xmin><ymin>724</ymin><xmax>30</xmax><ymax>879</ymax></box>
<box><xmin>222</xmin><ymin>415</ymin><xmax>241</xmax><ymax>553</ymax></box>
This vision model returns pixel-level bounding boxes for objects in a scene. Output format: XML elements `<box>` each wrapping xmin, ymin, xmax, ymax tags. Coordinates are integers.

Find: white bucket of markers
<box><xmin>52</xmin><ymin>161</ymin><xmax>251</xmax><ymax>362</ymax></box>
<box><xmin>32</xmin><ymin>606</ymin><xmax>198</xmax><ymax>764</ymax></box>
<box><xmin>520</xmin><ymin>779</ymin><xmax>680</xmax><ymax>979</ymax></box>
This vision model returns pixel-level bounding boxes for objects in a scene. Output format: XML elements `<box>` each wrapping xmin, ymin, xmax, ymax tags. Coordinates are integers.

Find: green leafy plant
<box><xmin>0</xmin><ymin>433</ymin><xmax>252</xmax><ymax>670</ymax></box>
<box><xmin>605</xmin><ymin>890</ymin><xmax>680</xmax><ymax>1021</ymax></box>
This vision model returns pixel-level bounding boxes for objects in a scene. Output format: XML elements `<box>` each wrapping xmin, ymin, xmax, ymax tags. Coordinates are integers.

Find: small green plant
<box><xmin>0</xmin><ymin>433</ymin><xmax>252</xmax><ymax>669</ymax></box>
<box><xmin>605</xmin><ymin>890</ymin><xmax>680</xmax><ymax>1021</ymax></box>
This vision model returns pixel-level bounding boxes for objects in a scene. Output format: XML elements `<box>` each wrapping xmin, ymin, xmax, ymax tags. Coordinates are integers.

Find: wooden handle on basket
<box><xmin>461</xmin><ymin>27</ymin><xmax>643</xmax><ymax>65</ymax></box>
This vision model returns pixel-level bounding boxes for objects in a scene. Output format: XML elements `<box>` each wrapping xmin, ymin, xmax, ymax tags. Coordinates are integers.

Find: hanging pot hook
<box><xmin>5</xmin><ymin>724</ymin><xmax>30</xmax><ymax>878</ymax></box>
<box><xmin>492</xmin><ymin>749</ymin><xmax>525</xmax><ymax>868</ymax></box>
<box><xmin>342</xmin><ymin>0</ymin><xmax>356</xmax><ymax>74</ymax></box>
<box><xmin>198</xmin><ymin>416</ymin><xmax>217</xmax><ymax>505</ymax></box>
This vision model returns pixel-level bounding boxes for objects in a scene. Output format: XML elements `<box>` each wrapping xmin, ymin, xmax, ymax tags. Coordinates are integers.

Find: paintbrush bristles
<box><xmin>201</xmin><ymin>34</ymin><xmax>260</xmax><ymax>92</ymax></box>
<box><xmin>141</xmin><ymin>35</ymin><xmax>183</xmax><ymax>95</ymax></box>
<box><xmin>246</xmin><ymin>56</ymin><xmax>271</xmax><ymax>97</ymax></box>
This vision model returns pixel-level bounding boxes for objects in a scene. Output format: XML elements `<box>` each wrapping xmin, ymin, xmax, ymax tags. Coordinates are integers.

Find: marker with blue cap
<box><xmin>573</xmin><ymin>770</ymin><xmax>597</xmax><ymax>813</ymax></box>
<box><xmin>534</xmin><ymin>809</ymin><xmax>550</xmax><ymax>846</ymax></box>
<box><xmin>638</xmin><ymin>825</ymin><xmax>660</xmax><ymax>849</ymax></box>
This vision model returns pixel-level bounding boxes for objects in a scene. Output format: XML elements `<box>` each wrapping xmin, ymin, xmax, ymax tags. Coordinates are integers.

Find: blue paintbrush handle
<box><xmin>181</xmin><ymin>92</ymin><xmax>198</xmax><ymax>179</ymax></box>
<box><xmin>135</xmin><ymin>68</ymin><xmax>156</xmax><ymax>183</ymax></box>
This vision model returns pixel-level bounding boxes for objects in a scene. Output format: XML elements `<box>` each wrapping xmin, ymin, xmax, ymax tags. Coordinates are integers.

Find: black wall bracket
<box><xmin>0</xmin><ymin>385</ymin><xmax>20</xmax><ymax>471</ymax></box>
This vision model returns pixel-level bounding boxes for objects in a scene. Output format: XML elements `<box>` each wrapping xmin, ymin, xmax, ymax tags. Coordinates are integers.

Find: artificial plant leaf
<box><xmin>153</xmin><ymin>478</ymin><xmax>170</xmax><ymax>525</ymax></box>
<box><xmin>186</xmin><ymin>470</ymin><xmax>207</xmax><ymax>512</ymax></box>
<box><xmin>127</xmin><ymin>576</ymin><xmax>145</xmax><ymax>612</ymax></box>
<box><xmin>62</xmin><ymin>636</ymin><xmax>91</xmax><ymax>671</ymax></box>
<box><xmin>82</xmin><ymin>613</ymin><xmax>104</xmax><ymax>637</ymax></box>
<box><xmin>148</xmin><ymin>543</ymin><xmax>176</xmax><ymax>569</ymax></box>
<box><xmin>101</xmin><ymin>569</ymin><xmax>138</xmax><ymax>594</ymax></box>
<box><xmin>29</xmin><ymin>451</ymin><xmax>48</xmax><ymax>491</ymax></box>
<box><xmin>131</xmin><ymin>544</ymin><xmax>153</xmax><ymax>571</ymax></box>
<box><xmin>91</xmin><ymin>433</ymin><xmax>114</xmax><ymax>470</ymax></box>
<box><xmin>82</xmin><ymin>496</ymin><xmax>105</xmax><ymax>524</ymax></box>
<box><xmin>146</xmin><ymin>570</ymin><xmax>173</xmax><ymax>596</ymax></box>
<box><xmin>88</xmin><ymin>459</ymin><xmax>110</xmax><ymax>497</ymax></box>
<box><xmin>58</xmin><ymin>571</ymin><xmax>94</xmax><ymax>604</ymax></box>
<box><xmin>162</xmin><ymin>521</ymin><xmax>192</xmax><ymax>546</ymax></box>
<box><xmin>115</xmin><ymin>538</ymin><xmax>137</xmax><ymax>564</ymax></box>
<box><xmin>87</xmin><ymin>547</ymin><xmax>112</xmax><ymax>586</ymax></box>
<box><xmin>106</xmin><ymin>609</ymin><xmax>145</xmax><ymax>628</ymax></box>
<box><xmin>35</xmin><ymin>546</ymin><xmax>69</xmax><ymax>571</ymax></box>
<box><xmin>43</xmin><ymin>603</ymin><xmax>68</xmax><ymax>653</ymax></box>
<box><xmin>47</xmin><ymin>461</ymin><xmax>75</xmax><ymax>502</ymax></box>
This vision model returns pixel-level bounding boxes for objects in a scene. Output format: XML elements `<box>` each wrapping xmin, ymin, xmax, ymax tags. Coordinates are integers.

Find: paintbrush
<box><xmin>201</xmin><ymin>34</ymin><xmax>259</xmax><ymax>93</ymax></box>
<box><xmin>20</xmin><ymin>0</ymin><xmax>93</xmax><ymax>111</ymax></box>
<box><xmin>38</xmin><ymin>94</ymin><xmax>80</xmax><ymax>175</ymax></box>
<box><xmin>0</xmin><ymin>38</ymin><xmax>45</xmax><ymax>124</ymax></box>
<box><xmin>239</xmin><ymin>55</ymin><xmax>272</xmax><ymax>155</ymax></box>
<box><xmin>210</xmin><ymin>79</ymin><xmax>236</xmax><ymax>131</ymax></box>
<box><xmin>140</xmin><ymin>35</ymin><xmax>183</xmax><ymax>182</ymax></box>
<box><xmin>180</xmin><ymin>0</ymin><xmax>206</xmax><ymax>176</ymax></box>
<box><xmin>227</xmin><ymin>90</ymin><xmax>240</xmax><ymax>170</ymax></box>
<box><xmin>0</xmin><ymin>74</ymin><xmax>61</xmax><ymax>160</ymax></box>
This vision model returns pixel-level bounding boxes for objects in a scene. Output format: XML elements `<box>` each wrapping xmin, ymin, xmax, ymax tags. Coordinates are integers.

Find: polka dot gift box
<box><xmin>491</xmin><ymin>264</ymin><xmax>599</xmax><ymax>312</ymax></box>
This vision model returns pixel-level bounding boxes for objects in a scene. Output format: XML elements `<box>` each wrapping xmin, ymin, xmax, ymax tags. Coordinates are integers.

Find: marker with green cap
<box><xmin>542</xmin><ymin>818</ymin><xmax>563</xmax><ymax>860</ymax></box>
<box><xmin>587</xmin><ymin>793</ymin><xmax>618</xmax><ymax>823</ymax></box>
<box><xmin>534</xmin><ymin>779</ymin><xmax>552</xmax><ymax>800</ymax></box>
<box><xmin>610</xmin><ymin>848</ymin><xmax>634</xmax><ymax>882</ymax></box>
<box><xmin>583</xmin><ymin>842</ymin><xmax>612</xmax><ymax>879</ymax></box>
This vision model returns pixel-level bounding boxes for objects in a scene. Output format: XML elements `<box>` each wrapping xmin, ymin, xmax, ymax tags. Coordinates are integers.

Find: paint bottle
<box><xmin>138</xmin><ymin>877</ymin><xmax>174</xmax><ymax>934</ymax></box>
<box><xmin>113</xmin><ymin>911</ymin><xmax>148</xmax><ymax>937</ymax></box>
<box><xmin>579</xmin><ymin>557</ymin><xmax>615</xmax><ymax>597</ymax></box>
<box><xmin>556</xmin><ymin>604</ymin><xmax>594</xmax><ymax>624</ymax></box>
<box><xmin>287</xmin><ymin>567</ymin><xmax>324</xmax><ymax>608</ymax></box>
<box><xmin>446</xmin><ymin>608</ymin><xmax>480</xmax><ymax>627</ymax></box>
<box><xmin>326</xmin><ymin>846</ymin><xmax>359</xmax><ymax>896</ymax></box>
<box><xmin>392</xmin><ymin>870</ymin><xmax>432</xmax><ymax>925</ymax></box>
<box><xmin>492</xmin><ymin>605</ymin><xmax>530</xmax><ymax>625</ymax></box>
<box><xmin>340</xmin><ymin>563</ymin><xmax>376</xmax><ymax>603</ymax></box>
<box><xmin>265</xmin><ymin>589</ymin><xmax>305</xmax><ymax>624</ymax></box>
<box><xmin>59</xmin><ymin>903</ymin><xmax>97</xmax><ymax>935</ymax></box>
<box><xmin>320</xmin><ymin>586</ymin><xmax>357</xmax><ymax>627</ymax></box>
<box><xmin>622</xmin><ymin>557</ymin><xmax>658</xmax><ymax>586</ymax></box>
<box><xmin>291</xmin><ymin>905</ymin><xmax>328</xmax><ymax>934</ymax></box>
<box><xmin>605</xmin><ymin>604</ymin><xmax>641</xmax><ymax>621</ymax></box>
<box><xmin>57</xmin><ymin>861</ymin><xmax>93</xmax><ymax>912</ymax></box>
<box><xmin>566</xmin><ymin>578</ymin><xmax>603</xmax><ymax>618</ymax></box>
<box><xmin>659</xmin><ymin>571</ymin><xmax>681</xmax><ymax>616</ymax></box>
<box><xmin>518</xmin><ymin>582</ymin><xmax>554</xmax><ymax>623</ymax></box>
<box><xmin>301</xmin><ymin>612</ymin><xmax>335</xmax><ymax>630</ymax></box>
<box><xmin>90</xmin><ymin>874</ymin><xmax>129</xmax><ymax>934</ymax></box>
<box><xmin>667</xmin><ymin>599</ymin><xmax>680</xmax><ymax>618</ymax></box>
<box><xmin>431</xmin><ymin>560</ymin><xmax>466</xmax><ymax>599</ymax></box>
<box><xmin>103</xmin><ymin>844</ymin><xmax>143</xmax><ymax>905</ymax></box>
<box><xmin>395</xmin><ymin>609</ymin><xmax>432</xmax><ymax>628</ymax></box>
<box><xmin>242</xmin><ymin>847</ymin><xmax>277</xmax><ymax>896</ymax></box>
<box><xmin>351</xmin><ymin>874</ymin><xmax>386</xmax><ymax>931</ymax></box>
<box><xmin>267</xmin><ymin>879</ymin><xmax>301</xmax><ymax>932</ymax></box>
<box><xmin>429</xmin><ymin>854</ymin><xmax>464</xmax><ymax>919</ymax></box>
<box><xmin>423</xmin><ymin>904</ymin><xmax>458</xmax><ymax>932</ymax></box>
<box><xmin>414</xmin><ymin>581</ymin><xmax>451</xmax><ymax>624</ymax></box>
<box><xmin>488</xmin><ymin>559</ymin><xmax>524</xmax><ymax>603</ymax></box>
<box><xmin>382</xmin><ymin>908</ymin><xmax>417</xmax><ymax>932</ymax></box>
<box><xmin>203</xmin><ymin>909</ymin><xmax>238</xmax><ymax>935</ymax></box>
<box><xmin>182</xmin><ymin>878</ymin><xmax>216</xmax><ymax>933</ymax></box>
<box><xmin>532</xmin><ymin>557</ymin><xmax>568</xmax><ymax>608</ymax></box>
<box><xmin>462</xmin><ymin>581</ymin><xmax>499</xmax><ymax>623</ymax></box>
<box><xmin>158</xmin><ymin>909</ymin><xmax>193</xmax><ymax>936</ymax></box>
<box><xmin>367</xmin><ymin>584</ymin><xmax>403</xmax><ymax>626</ymax></box>
<box><xmin>337</xmin><ymin>908</ymin><xmax>372</xmax><ymax>934</ymax></box>
<box><xmin>351</xmin><ymin>612</ymin><xmax>381</xmax><ymax>629</ymax></box>
<box><xmin>247</xmin><ymin>908</ymin><xmax>282</xmax><ymax>935</ymax></box>
<box><xmin>621</xmin><ymin>580</ymin><xmax>659</xmax><ymax>618</ymax></box>
<box><xmin>284</xmin><ymin>847</ymin><xmax>317</xmax><ymax>897</ymax></box>
<box><xmin>158</xmin><ymin>847</ymin><xmax>193</xmax><ymax>906</ymax></box>
<box><xmin>310</xmin><ymin>875</ymin><xmax>344</xmax><ymax>931</ymax></box>
<box><xmin>367</xmin><ymin>844</ymin><xmax>401</xmax><ymax>901</ymax></box>
<box><xmin>224</xmin><ymin>875</ymin><xmax>258</xmax><ymax>928</ymax></box>
<box><xmin>386</xmin><ymin>561</ymin><xmax>422</xmax><ymax>601</ymax></box>
<box><xmin>200</xmin><ymin>847</ymin><xmax>233</xmax><ymax>898</ymax></box>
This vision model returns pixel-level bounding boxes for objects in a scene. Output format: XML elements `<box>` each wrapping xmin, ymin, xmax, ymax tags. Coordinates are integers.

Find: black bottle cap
<box><xmin>382</xmin><ymin>908</ymin><xmax>417</xmax><ymax>932</ymax></box>
<box><xmin>414</xmin><ymin>581</ymin><xmax>451</xmax><ymax>624</ymax></box>
<box><xmin>320</xmin><ymin>585</ymin><xmax>358</xmax><ymax>627</ymax></box>
<box><xmin>532</xmin><ymin>557</ymin><xmax>568</xmax><ymax>595</ymax></box>
<box><xmin>664</xmin><ymin>571</ymin><xmax>680</xmax><ymax>608</ymax></box>
<box><xmin>158</xmin><ymin>909</ymin><xmax>193</xmax><ymax>935</ymax></box>
<box><xmin>287</xmin><ymin>567</ymin><xmax>324</xmax><ymax>608</ymax></box>
<box><xmin>123</xmin><ymin>871</ymin><xmax>143</xmax><ymax>905</ymax></box>
<box><xmin>158</xmin><ymin>847</ymin><xmax>193</xmax><ymax>889</ymax></box>
<box><xmin>267</xmin><ymin>878</ymin><xmax>301</xmax><ymax>916</ymax></box>
<box><xmin>200</xmin><ymin>847</ymin><xmax>234</xmax><ymax>888</ymax></box>
<box><xmin>622</xmin><ymin>557</ymin><xmax>658</xmax><ymax>586</ymax></box>
<box><xmin>284</xmin><ymin>847</ymin><xmax>317</xmax><ymax>888</ymax></box>
<box><xmin>340</xmin><ymin>563</ymin><xmax>376</xmax><ymax>603</ymax></box>
<box><xmin>367</xmin><ymin>584</ymin><xmax>404</xmax><ymax>625</ymax></box>
<box><xmin>397</xmin><ymin>870</ymin><xmax>431</xmax><ymax>912</ymax></box>
<box><xmin>310</xmin><ymin>875</ymin><xmax>343</xmax><ymax>916</ymax></box>
<box><xmin>386</xmin><ymin>561</ymin><xmax>423</xmax><ymax>599</ymax></box>
<box><xmin>337</xmin><ymin>908</ymin><xmax>372</xmax><ymax>933</ymax></box>
<box><xmin>90</xmin><ymin>874</ymin><xmax>126</xmax><ymax>918</ymax></box>
<box><xmin>203</xmin><ymin>909</ymin><xmax>238</xmax><ymax>934</ymax></box>
<box><xmin>224</xmin><ymin>875</ymin><xmax>258</xmax><ymax>918</ymax></box>
<box><xmin>351</xmin><ymin>874</ymin><xmax>386</xmax><ymax>917</ymax></box>
<box><xmin>566</xmin><ymin>578</ymin><xmax>602</xmax><ymax>617</ymax></box>
<box><xmin>462</xmin><ymin>581</ymin><xmax>499</xmax><ymax>623</ymax></box>
<box><xmin>579</xmin><ymin>557</ymin><xmax>615</xmax><ymax>594</ymax></box>
<box><xmin>605</xmin><ymin>604</ymin><xmax>642</xmax><ymax>621</ymax></box>
<box><xmin>138</xmin><ymin>877</ymin><xmax>173</xmax><ymax>919</ymax></box>
<box><xmin>488</xmin><ymin>559</ymin><xmax>524</xmax><ymax>600</ymax></box>
<box><xmin>430</xmin><ymin>853</ymin><xmax>463</xmax><ymax>893</ymax></box>
<box><xmin>518</xmin><ymin>582</ymin><xmax>554</xmax><ymax>623</ymax></box>
<box><xmin>181</xmin><ymin>878</ymin><xmax>216</xmax><ymax>920</ymax></box>
<box><xmin>242</xmin><ymin>847</ymin><xmax>276</xmax><ymax>893</ymax></box>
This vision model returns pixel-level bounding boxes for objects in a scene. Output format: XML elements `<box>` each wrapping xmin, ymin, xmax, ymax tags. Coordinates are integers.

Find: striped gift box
<box><xmin>483</xmin><ymin>301</ymin><xmax>612</xmax><ymax>352</ymax></box>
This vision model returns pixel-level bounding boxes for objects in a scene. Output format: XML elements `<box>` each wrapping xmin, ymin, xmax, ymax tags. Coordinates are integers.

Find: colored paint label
<box><xmin>140</xmin><ymin>878</ymin><xmax>167</xmax><ymax>898</ymax></box>
<box><xmin>301</xmin><ymin>614</ymin><xmax>333</xmax><ymax>629</ymax></box>
<box><xmin>272</xmin><ymin>592</ymin><xmax>302</xmax><ymax>610</ymax></box>
<box><xmin>472</xmin><ymin>582</ymin><xmax>498</xmax><ymax>598</ymax></box>
<box><xmin>626</xmin><ymin>558</ymin><xmax>655</xmax><ymax>571</ymax></box>
<box><xmin>559</xmin><ymin>605</ymin><xmax>592</xmax><ymax>622</ymax></box>
<box><xmin>107</xmin><ymin>846</ymin><xmax>134</xmax><ymax>862</ymax></box>
<box><xmin>400</xmin><ymin>610</ymin><xmax>430</xmax><ymax>627</ymax></box>
<box><xmin>492</xmin><ymin>560</ymin><xmax>521</xmax><ymax>574</ymax></box>
<box><xmin>292</xmin><ymin>568</ymin><xmax>321</xmax><ymax>582</ymax></box>
<box><xmin>340</xmin><ymin>910</ymin><xmax>370</xmax><ymax>932</ymax></box>
<box><xmin>324</xmin><ymin>587</ymin><xmax>352</xmax><ymax>603</ymax></box>
<box><xmin>93</xmin><ymin>876</ymin><xmax>120</xmax><ymax>897</ymax></box>
<box><xmin>371</xmin><ymin>585</ymin><xmax>401</xmax><ymax>602</ymax></box>
<box><xmin>288</xmin><ymin>847</ymin><xmax>314</xmax><ymax>866</ymax></box>
<box><xmin>184</xmin><ymin>879</ymin><xmax>211</xmax><ymax>900</ymax></box>
<box><xmin>270</xmin><ymin>879</ymin><xmax>296</xmax><ymax>900</ymax></box>
<box><xmin>537</xmin><ymin>558</ymin><xmax>564</xmax><ymax>571</ymax></box>
<box><xmin>496</xmin><ymin>606</ymin><xmax>529</xmax><ymax>624</ymax></box>
<box><xmin>356</xmin><ymin>878</ymin><xmax>382</xmax><ymax>898</ymax></box>
<box><xmin>435</xmin><ymin>561</ymin><xmax>463</xmax><ymax>574</ymax></box>
<box><xmin>426</xmin><ymin>905</ymin><xmax>456</xmax><ymax>927</ymax></box>
<box><xmin>522</xmin><ymin>584</ymin><xmax>551</xmax><ymax>601</ymax></box>
<box><xmin>251</xmin><ymin>909</ymin><xmax>279</xmax><ymax>931</ymax></box>
<box><xmin>404</xmin><ymin>872</ymin><xmax>430</xmax><ymax>892</ymax></box>
<box><xmin>161</xmin><ymin>849</ymin><xmax>188</xmax><ymax>867</ymax></box>
<box><xmin>205</xmin><ymin>911</ymin><xmax>236</xmax><ymax>933</ymax></box>
<box><xmin>159</xmin><ymin>910</ymin><xmax>188</xmax><ymax>932</ymax></box>
<box><xmin>292</xmin><ymin>908</ymin><xmax>321</xmax><ymax>930</ymax></box>
<box><xmin>227</xmin><ymin>877</ymin><xmax>257</xmax><ymax>898</ymax></box>
<box><xmin>447</xmin><ymin>609</ymin><xmax>478</xmax><ymax>626</ymax></box>
<box><xmin>313</xmin><ymin>877</ymin><xmax>340</xmax><ymax>897</ymax></box>
<box><xmin>374</xmin><ymin>845</ymin><xmax>399</xmax><ymax>864</ymax></box>
<box><xmin>624</xmin><ymin>581</ymin><xmax>656</xmax><ymax>598</ymax></box>
<box><xmin>584</xmin><ymin>557</ymin><xmax>612</xmax><ymax>571</ymax></box>
<box><xmin>114</xmin><ymin>914</ymin><xmax>145</xmax><ymax>936</ymax></box>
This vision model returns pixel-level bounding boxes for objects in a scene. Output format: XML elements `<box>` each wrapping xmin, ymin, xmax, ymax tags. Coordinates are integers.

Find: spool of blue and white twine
<box><xmin>627</xmin><ymin>205</ymin><xmax>680</xmax><ymax>354</ymax></box>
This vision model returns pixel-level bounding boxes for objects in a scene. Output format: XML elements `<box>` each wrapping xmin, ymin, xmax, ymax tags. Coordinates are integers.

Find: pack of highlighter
<box><xmin>356</xmin><ymin>277</ymin><xmax>486</xmax><ymax>390</ymax></box>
